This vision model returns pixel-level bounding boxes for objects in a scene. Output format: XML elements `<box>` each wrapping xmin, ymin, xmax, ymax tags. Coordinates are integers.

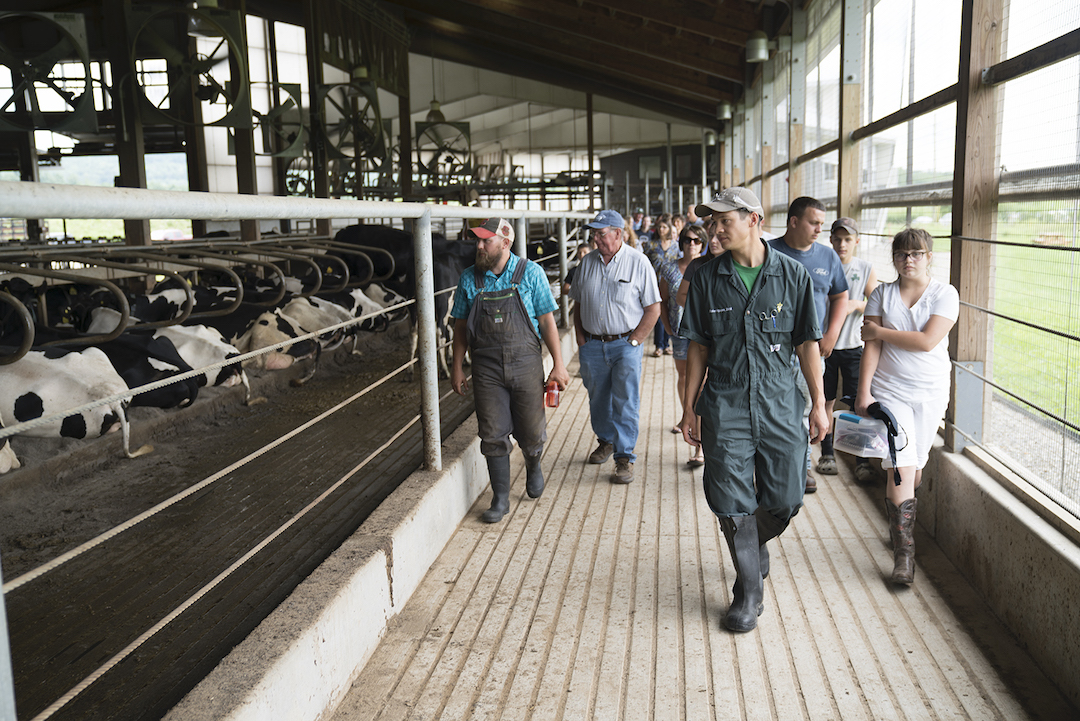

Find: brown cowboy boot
<box><xmin>885</xmin><ymin>498</ymin><xmax>917</xmax><ymax>584</ymax></box>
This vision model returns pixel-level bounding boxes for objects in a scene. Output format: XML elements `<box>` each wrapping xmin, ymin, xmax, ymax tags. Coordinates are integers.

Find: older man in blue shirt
<box><xmin>569</xmin><ymin>209</ymin><xmax>661</xmax><ymax>484</ymax></box>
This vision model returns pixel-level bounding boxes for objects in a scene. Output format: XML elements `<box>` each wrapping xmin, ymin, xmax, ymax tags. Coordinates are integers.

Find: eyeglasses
<box><xmin>893</xmin><ymin>250</ymin><xmax>928</xmax><ymax>262</ymax></box>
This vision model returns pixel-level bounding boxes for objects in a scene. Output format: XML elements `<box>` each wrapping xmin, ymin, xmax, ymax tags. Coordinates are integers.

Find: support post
<box><xmin>230</xmin><ymin>0</ymin><xmax>260</xmax><ymax>242</ymax></box>
<box><xmin>306</xmin><ymin>1</ymin><xmax>332</xmax><ymax>237</ymax></box>
<box><xmin>514</xmin><ymin>217</ymin><xmax>527</xmax><ymax>259</ymax></box>
<box><xmin>413</xmin><ymin>210</ymin><xmax>442</xmax><ymax>471</ymax></box>
<box><xmin>839</xmin><ymin>0</ymin><xmax>864</xmax><ymax>219</ymax></box>
<box><xmin>558</xmin><ymin>217</ymin><xmax>569</xmax><ymax>328</ymax></box>
<box><xmin>106</xmin><ymin>0</ymin><xmax>150</xmax><ymax>246</ymax></box>
<box><xmin>666</xmin><ymin>123</ymin><xmax>673</xmax><ymax>211</ymax></box>
<box><xmin>948</xmin><ymin>0</ymin><xmax>1004</xmax><ymax>451</ymax></box>
<box><xmin>0</xmin><ymin>556</ymin><xmax>15</xmax><ymax>721</ymax></box>
<box><xmin>586</xmin><ymin>93</ymin><xmax>595</xmax><ymax>211</ymax></box>
<box><xmin>14</xmin><ymin>129</ymin><xmax>41</xmax><ymax>241</ymax></box>
<box><xmin>789</xmin><ymin>6</ymin><xmax>808</xmax><ymax>203</ymax></box>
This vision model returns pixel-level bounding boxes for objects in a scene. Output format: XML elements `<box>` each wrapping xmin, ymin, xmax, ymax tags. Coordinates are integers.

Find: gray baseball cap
<box><xmin>695</xmin><ymin>187</ymin><xmax>764</xmax><ymax>217</ymax></box>
<box><xmin>831</xmin><ymin>217</ymin><xmax>859</xmax><ymax>236</ymax></box>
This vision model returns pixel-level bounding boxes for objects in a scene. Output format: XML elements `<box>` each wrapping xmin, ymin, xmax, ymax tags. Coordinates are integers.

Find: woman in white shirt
<box><xmin>856</xmin><ymin>228</ymin><xmax>959</xmax><ymax>585</ymax></box>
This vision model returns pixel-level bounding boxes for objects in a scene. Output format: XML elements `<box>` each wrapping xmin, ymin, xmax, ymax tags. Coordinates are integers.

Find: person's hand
<box><xmin>819</xmin><ymin>337</ymin><xmax>835</xmax><ymax>359</ymax></box>
<box><xmin>808</xmin><ymin>403</ymin><xmax>829</xmax><ymax>443</ymax></box>
<box><xmin>861</xmin><ymin>318</ymin><xmax>882</xmax><ymax>342</ymax></box>
<box><xmin>678</xmin><ymin>409</ymin><xmax>701</xmax><ymax>448</ymax></box>
<box><xmin>547</xmin><ymin>363</ymin><xmax>570</xmax><ymax>391</ymax></box>
<box><xmin>451</xmin><ymin>366</ymin><xmax>468</xmax><ymax>396</ymax></box>
<box><xmin>854</xmin><ymin>390</ymin><xmax>875</xmax><ymax>417</ymax></box>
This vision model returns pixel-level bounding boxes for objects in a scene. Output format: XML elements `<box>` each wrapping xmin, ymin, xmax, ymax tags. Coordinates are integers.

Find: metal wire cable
<box><xmin>0</xmin><ymin>298</ymin><xmax>414</xmax><ymax>442</ymax></box>
<box><xmin>28</xmin><ymin>384</ymin><xmax>462</xmax><ymax>721</ymax></box>
<box><xmin>3</xmin><ymin>354</ymin><xmax>417</xmax><ymax>594</ymax></box>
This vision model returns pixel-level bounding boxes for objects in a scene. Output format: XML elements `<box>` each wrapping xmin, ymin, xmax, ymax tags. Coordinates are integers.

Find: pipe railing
<box><xmin>0</xmin><ymin>182</ymin><xmax>593</xmax><ymax>717</ymax></box>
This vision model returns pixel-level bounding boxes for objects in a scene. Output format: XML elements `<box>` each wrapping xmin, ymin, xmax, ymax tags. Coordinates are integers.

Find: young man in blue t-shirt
<box><xmin>768</xmin><ymin>197</ymin><xmax>848</xmax><ymax>494</ymax></box>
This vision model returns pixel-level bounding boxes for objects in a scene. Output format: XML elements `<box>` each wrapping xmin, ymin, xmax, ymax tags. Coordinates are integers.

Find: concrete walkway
<box><xmin>330</xmin><ymin>353</ymin><xmax>1067</xmax><ymax>721</ymax></box>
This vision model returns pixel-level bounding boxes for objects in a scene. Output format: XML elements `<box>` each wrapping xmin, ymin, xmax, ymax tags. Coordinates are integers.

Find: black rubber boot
<box><xmin>885</xmin><ymin>498</ymin><xmax>917</xmax><ymax>584</ymax></box>
<box><xmin>719</xmin><ymin>515</ymin><xmax>765</xmax><ymax>632</ymax></box>
<box><xmin>481</xmin><ymin>455</ymin><xmax>511</xmax><ymax>523</ymax></box>
<box><xmin>754</xmin><ymin>508</ymin><xmax>789</xmax><ymax>580</ymax></box>
<box><xmin>525</xmin><ymin>452</ymin><xmax>544</xmax><ymax>498</ymax></box>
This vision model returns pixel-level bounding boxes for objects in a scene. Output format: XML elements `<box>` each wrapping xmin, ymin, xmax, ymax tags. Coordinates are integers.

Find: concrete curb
<box><xmin>164</xmin><ymin>416</ymin><xmax>487</xmax><ymax>721</ymax></box>
<box><xmin>167</xmin><ymin>328</ymin><xmax>577</xmax><ymax>720</ymax></box>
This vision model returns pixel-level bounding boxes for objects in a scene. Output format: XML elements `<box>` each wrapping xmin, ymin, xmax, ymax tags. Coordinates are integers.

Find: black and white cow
<box><xmin>0</xmin><ymin>417</ymin><xmax>19</xmax><ymax>474</ymax></box>
<box><xmin>331</xmin><ymin>224</ymin><xmax>473</xmax><ymax>378</ymax></box>
<box><xmin>0</xmin><ymin>347</ymin><xmax>152</xmax><ymax>459</ymax></box>
<box><xmin>92</xmin><ymin>333</ymin><xmax>201</xmax><ymax>409</ymax></box>
<box><xmin>89</xmin><ymin>307</ymin><xmax>254</xmax><ymax>403</ymax></box>
<box><xmin>232</xmin><ymin>309</ymin><xmax>320</xmax><ymax>381</ymax></box>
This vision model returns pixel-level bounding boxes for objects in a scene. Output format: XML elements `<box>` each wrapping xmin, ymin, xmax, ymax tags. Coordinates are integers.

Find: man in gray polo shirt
<box><xmin>569</xmin><ymin>209</ymin><xmax>661</xmax><ymax>484</ymax></box>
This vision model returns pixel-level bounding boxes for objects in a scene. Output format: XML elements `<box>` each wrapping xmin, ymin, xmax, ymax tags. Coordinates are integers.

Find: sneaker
<box><xmin>854</xmin><ymin>462</ymin><xmax>876</xmax><ymax>483</ymax></box>
<box><xmin>804</xmin><ymin>474</ymin><xmax>818</xmax><ymax>493</ymax></box>
<box><xmin>588</xmin><ymin>441</ymin><xmax>614</xmax><ymax>464</ymax></box>
<box><xmin>611</xmin><ymin>457</ymin><xmax>634</xmax><ymax>484</ymax></box>
<box><xmin>816</xmin><ymin>455</ymin><xmax>838</xmax><ymax>475</ymax></box>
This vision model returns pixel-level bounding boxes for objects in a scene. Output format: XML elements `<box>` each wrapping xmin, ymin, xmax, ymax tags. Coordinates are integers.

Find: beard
<box><xmin>475</xmin><ymin>249</ymin><xmax>496</xmax><ymax>272</ymax></box>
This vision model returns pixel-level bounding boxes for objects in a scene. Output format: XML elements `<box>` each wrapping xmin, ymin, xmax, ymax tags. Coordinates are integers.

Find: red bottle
<box><xmin>545</xmin><ymin>381</ymin><xmax>560</xmax><ymax>408</ymax></box>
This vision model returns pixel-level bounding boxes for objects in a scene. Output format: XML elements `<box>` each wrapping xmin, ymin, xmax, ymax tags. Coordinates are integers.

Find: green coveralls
<box><xmin>681</xmin><ymin>243</ymin><xmax>821</xmax><ymax>520</ymax></box>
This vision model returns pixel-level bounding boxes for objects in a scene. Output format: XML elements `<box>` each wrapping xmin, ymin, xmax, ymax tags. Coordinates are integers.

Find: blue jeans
<box><xmin>653</xmin><ymin>319</ymin><xmax>671</xmax><ymax>350</ymax></box>
<box><xmin>578</xmin><ymin>338</ymin><xmax>644</xmax><ymax>462</ymax></box>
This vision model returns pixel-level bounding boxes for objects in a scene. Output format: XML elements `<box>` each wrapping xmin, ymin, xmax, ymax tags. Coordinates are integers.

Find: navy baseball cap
<box><xmin>584</xmin><ymin>209</ymin><xmax>624</xmax><ymax>229</ymax></box>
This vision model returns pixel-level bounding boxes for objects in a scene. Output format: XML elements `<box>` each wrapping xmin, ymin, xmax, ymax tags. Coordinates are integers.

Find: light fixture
<box><xmin>426</xmin><ymin>100</ymin><xmax>446</xmax><ymax>123</ymax></box>
<box><xmin>746</xmin><ymin>30</ymin><xmax>773</xmax><ymax>63</ymax></box>
<box><xmin>425</xmin><ymin>49</ymin><xmax>446</xmax><ymax>123</ymax></box>
<box><xmin>345</xmin><ymin>66</ymin><xmax>371</xmax><ymax>97</ymax></box>
<box><xmin>717</xmin><ymin>101</ymin><xmax>733</xmax><ymax>121</ymax></box>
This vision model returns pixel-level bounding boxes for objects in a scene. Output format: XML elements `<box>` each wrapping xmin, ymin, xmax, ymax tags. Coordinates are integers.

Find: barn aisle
<box><xmin>330</xmin><ymin>353</ymin><xmax>1073</xmax><ymax>721</ymax></box>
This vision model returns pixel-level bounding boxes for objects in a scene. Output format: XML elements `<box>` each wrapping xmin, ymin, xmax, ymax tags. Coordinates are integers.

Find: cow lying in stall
<box><xmin>0</xmin><ymin>418</ymin><xmax>19</xmax><ymax>474</ymax></box>
<box><xmin>329</xmin><ymin>224</ymin><xmax>474</xmax><ymax>379</ymax></box>
<box><xmin>87</xmin><ymin>308</ymin><xmax>254</xmax><ymax>402</ymax></box>
<box><xmin>0</xmin><ymin>347</ymin><xmax>153</xmax><ymax>464</ymax></box>
<box><xmin>0</xmin><ymin>274</ymin><xmax>407</xmax><ymax>473</ymax></box>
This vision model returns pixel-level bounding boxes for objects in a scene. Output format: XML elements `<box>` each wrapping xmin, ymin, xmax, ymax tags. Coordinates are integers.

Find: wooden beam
<box><xmin>850</xmin><ymin>85</ymin><xmax>958</xmax><ymax>142</ymax></box>
<box><xmin>837</xmin><ymin>0</ymin><xmax>863</xmax><ymax>219</ymax></box>
<box><xmin>948</xmin><ymin>0</ymin><xmax>1005</xmax><ymax>451</ymax></box>
<box><xmin>980</xmin><ymin>27</ymin><xmax>1080</xmax><ymax>86</ymax></box>
<box><xmin>787</xmin><ymin>6</ymin><xmax>807</xmax><ymax>204</ymax></box>
<box><xmin>584</xmin><ymin>0</ymin><xmax>759</xmax><ymax>51</ymax></box>
<box><xmin>398</xmin><ymin>0</ymin><xmax>744</xmax><ymax>87</ymax></box>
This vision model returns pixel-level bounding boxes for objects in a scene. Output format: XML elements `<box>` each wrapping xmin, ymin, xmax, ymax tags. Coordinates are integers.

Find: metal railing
<box><xmin>0</xmin><ymin>180</ymin><xmax>593</xmax><ymax>720</ymax></box>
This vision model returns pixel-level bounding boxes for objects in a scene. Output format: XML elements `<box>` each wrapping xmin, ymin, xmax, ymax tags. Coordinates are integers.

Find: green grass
<box><xmin>875</xmin><ymin>206</ymin><xmax>1080</xmax><ymax>429</ymax></box>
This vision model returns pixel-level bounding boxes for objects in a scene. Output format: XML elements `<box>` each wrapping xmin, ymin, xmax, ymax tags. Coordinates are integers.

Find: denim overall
<box><xmin>465</xmin><ymin>258</ymin><xmax>546</xmax><ymax>458</ymax></box>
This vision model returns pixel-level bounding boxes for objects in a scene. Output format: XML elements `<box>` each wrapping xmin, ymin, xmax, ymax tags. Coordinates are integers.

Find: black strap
<box><xmin>839</xmin><ymin>396</ymin><xmax>905</xmax><ymax>482</ymax></box>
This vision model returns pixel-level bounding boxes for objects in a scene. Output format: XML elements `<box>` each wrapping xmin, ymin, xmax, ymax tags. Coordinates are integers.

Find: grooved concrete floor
<box><xmin>331</xmin><ymin>353</ymin><xmax>1069</xmax><ymax>721</ymax></box>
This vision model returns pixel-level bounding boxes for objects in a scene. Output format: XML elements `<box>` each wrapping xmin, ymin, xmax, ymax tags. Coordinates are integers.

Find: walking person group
<box><xmin>454</xmin><ymin>197</ymin><xmax>958</xmax><ymax>633</ymax></box>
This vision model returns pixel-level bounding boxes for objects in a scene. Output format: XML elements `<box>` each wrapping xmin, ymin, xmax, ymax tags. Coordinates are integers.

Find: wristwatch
<box><xmin>629</xmin><ymin>338</ymin><xmax>640</xmax><ymax>347</ymax></box>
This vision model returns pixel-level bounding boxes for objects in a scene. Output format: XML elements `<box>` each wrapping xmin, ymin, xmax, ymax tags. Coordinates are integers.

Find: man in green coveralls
<box><xmin>677</xmin><ymin>188</ymin><xmax>829</xmax><ymax>633</ymax></box>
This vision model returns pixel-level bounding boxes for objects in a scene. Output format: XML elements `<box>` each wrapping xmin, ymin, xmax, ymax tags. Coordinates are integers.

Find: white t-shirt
<box><xmin>865</xmin><ymin>278</ymin><xmax>959</xmax><ymax>401</ymax></box>
<box><xmin>834</xmin><ymin>257</ymin><xmax>874</xmax><ymax>351</ymax></box>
